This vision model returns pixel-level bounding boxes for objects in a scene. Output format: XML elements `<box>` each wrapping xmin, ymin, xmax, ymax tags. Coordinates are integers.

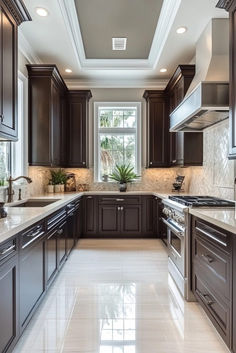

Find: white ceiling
<box><xmin>20</xmin><ymin>0</ymin><xmax>228</xmax><ymax>88</ymax></box>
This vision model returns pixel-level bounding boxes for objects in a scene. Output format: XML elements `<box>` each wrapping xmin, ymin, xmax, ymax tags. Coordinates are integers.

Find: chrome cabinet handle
<box><xmin>149</xmin><ymin>162</ymin><xmax>153</xmax><ymax>165</ymax></box>
<box><xmin>195</xmin><ymin>227</ymin><xmax>227</xmax><ymax>247</ymax></box>
<box><xmin>197</xmin><ymin>290</ymin><xmax>214</xmax><ymax>306</ymax></box>
<box><xmin>26</xmin><ymin>226</ymin><xmax>42</xmax><ymax>237</ymax></box>
<box><xmin>57</xmin><ymin>229</ymin><xmax>63</xmax><ymax>235</ymax></box>
<box><xmin>201</xmin><ymin>254</ymin><xmax>214</xmax><ymax>263</ymax></box>
<box><xmin>82</xmin><ymin>162</ymin><xmax>86</xmax><ymax>165</ymax></box>
<box><xmin>117</xmin><ymin>206</ymin><xmax>120</xmax><ymax>211</ymax></box>
<box><xmin>120</xmin><ymin>206</ymin><xmax>124</xmax><ymax>211</ymax></box>
<box><xmin>116</xmin><ymin>199</ymin><xmax>124</xmax><ymax>202</ymax></box>
<box><xmin>22</xmin><ymin>231</ymin><xmax>45</xmax><ymax>249</ymax></box>
<box><xmin>87</xmin><ymin>196</ymin><xmax>93</xmax><ymax>199</ymax></box>
<box><xmin>172</xmin><ymin>160</ymin><xmax>177</xmax><ymax>163</ymax></box>
<box><xmin>0</xmin><ymin>244</ymin><xmax>15</xmax><ymax>255</ymax></box>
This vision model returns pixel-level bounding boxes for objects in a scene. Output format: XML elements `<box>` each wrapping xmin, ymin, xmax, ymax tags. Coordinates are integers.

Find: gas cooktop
<box><xmin>168</xmin><ymin>195</ymin><xmax>235</xmax><ymax>207</ymax></box>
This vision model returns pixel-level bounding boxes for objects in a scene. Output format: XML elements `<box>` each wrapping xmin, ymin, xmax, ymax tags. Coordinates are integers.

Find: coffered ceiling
<box><xmin>20</xmin><ymin>0</ymin><xmax>228</xmax><ymax>88</ymax></box>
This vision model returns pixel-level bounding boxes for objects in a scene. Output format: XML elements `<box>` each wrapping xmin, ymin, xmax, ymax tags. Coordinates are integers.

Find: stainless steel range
<box><xmin>162</xmin><ymin>196</ymin><xmax>235</xmax><ymax>301</ymax></box>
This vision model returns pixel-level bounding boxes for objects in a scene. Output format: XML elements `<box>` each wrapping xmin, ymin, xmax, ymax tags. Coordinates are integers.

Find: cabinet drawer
<box><xmin>21</xmin><ymin>223</ymin><xmax>45</xmax><ymax>249</ymax></box>
<box><xmin>193</xmin><ymin>236</ymin><xmax>231</xmax><ymax>301</ymax></box>
<box><xmin>98</xmin><ymin>196</ymin><xmax>141</xmax><ymax>204</ymax></box>
<box><xmin>47</xmin><ymin>208</ymin><xmax>67</xmax><ymax>231</ymax></box>
<box><xmin>193</xmin><ymin>218</ymin><xmax>231</xmax><ymax>253</ymax></box>
<box><xmin>193</xmin><ymin>273</ymin><xmax>231</xmax><ymax>346</ymax></box>
<box><xmin>0</xmin><ymin>238</ymin><xmax>17</xmax><ymax>263</ymax></box>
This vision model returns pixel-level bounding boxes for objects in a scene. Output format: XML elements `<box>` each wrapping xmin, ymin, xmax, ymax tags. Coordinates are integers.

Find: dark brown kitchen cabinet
<box><xmin>0</xmin><ymin>240</ymin><xmax>18</xmax><ymax>353</ymax></box>
<box><xmin>27</xmin><ymin>65</ymin><xmax>67</xmax><ymax>167</ymax></box>
<box><xmin>66</xmin><ymin>90</ymin><xmax>92</xmax><ymax>168</ymax></box>
<box><xmin>192</xmin><ymin>216</ymin><xmax>232</xmax><ymax>348</ymax></box>
<box><xmin>83</xmin><ymin>195</ymin><xmax>98</xmax><ymax>236</ymax></box>
<box><xmin>0</xmin><ymin>0</ymin><xmax>30</xmax><ymax>140</ymax></box>
<box><xmin>233</xmin><ymin>235</ymin><xmax>236</xmax><ymax>353</ymax></box>
<box><xmin>19</xmin><ymin>223</ymin><xmax>46</xmax><ymax>331</ymax></box>
<box><xmin>121</xmin><ymin>204</ymin><xmax>142</xmax><ymax>236</ymax></box>
<box><xmin>165</xmin><ymin>65</ymin><xmax>203</xmax><ymax>166</ymax></box>
<box><xmin>74</xmin><ymin>197</ymin><xmax>83</xmax><ymax>242</ymax></box>
<box><xmin>142</xmin><ymin>196</ymin><xmax>156</xmax><ymax>236</ymax></box>
<box><xmin>217</xmin><ymin>0</ymin><xmax>236</xmax><ymax>158</ymax></box>
<box><xmin>57</xmin><ymin>221</ymin><xmax>67</xmax><ymax>268</ymax></box>
<box><xmin>46</xmin><ymin>227</ymin><xmax>58</xmax><ymax>287</ymax></box>
<box><xmin>99</xmin><ymin>204</ymin><xmax>120</xmax><ymax>236</ymax></box>
<box><xmin>143</xmin><ymin>90</ymin><xmax>169</xmax><ymax>167</ymax></box>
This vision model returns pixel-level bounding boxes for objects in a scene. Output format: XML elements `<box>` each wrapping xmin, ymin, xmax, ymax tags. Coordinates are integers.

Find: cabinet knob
<box><xmin>149</xmin><ymin>162</ymin><xmax>152</xmax><ymax>165</ymax></box>
<box><xmin>82</xmin><ymin>162</ymin><xmax>86</xmax><ymax>165</ymax></box>
<box><xmin>172</xmin><ymin>160</ymin><xmax>177</xmax><ymax>163</ymax></box>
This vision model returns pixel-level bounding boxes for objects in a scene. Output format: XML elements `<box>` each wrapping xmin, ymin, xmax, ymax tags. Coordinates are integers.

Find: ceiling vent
<box><xmin>112</xmin><ymin>37</ymin><xmax>127</xmax><ymax>51</ymax></box>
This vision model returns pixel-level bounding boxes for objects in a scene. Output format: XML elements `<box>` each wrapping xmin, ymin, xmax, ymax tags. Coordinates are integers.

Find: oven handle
<box><xmin>161</xmin><ymin>217</ymin><xmax>184</xmax><ymax>237</ymax></box>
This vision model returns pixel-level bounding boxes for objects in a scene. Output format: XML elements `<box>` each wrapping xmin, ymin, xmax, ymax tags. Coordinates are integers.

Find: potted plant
<box><xmin>109</xmin><ymin>164</ymin><xmax>140</xmax><ymax>192</ymax></box>
<box><xmin>50</xmin><ymin>169</ymin><xmax>67</xmax><ymax>193</ymax></box>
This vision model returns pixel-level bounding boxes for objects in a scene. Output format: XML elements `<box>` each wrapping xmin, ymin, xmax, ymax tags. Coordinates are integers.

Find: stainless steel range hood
<box><xmin>170</xmin><ymin>19</ymin><xmax>229</xmax><ymax>132</ymax></box>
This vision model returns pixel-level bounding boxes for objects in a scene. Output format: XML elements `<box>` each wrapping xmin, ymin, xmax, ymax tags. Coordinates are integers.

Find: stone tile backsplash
<box><xmin>1</xmin><ymin>119</ymin><xmax>232</xmax><ymax>201</ymax></box>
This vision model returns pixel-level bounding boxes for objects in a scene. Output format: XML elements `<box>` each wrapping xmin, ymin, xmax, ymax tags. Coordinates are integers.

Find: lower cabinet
<box><xmin>19</xmin><ymin>224</ymin><xmax>46</xmax><ymax>331</ymax></box>
<box><xmin>192</xmin><ymin>216</ymin><xmax>232</xmax><ymax>348</ymax></box>
<box><xmin>57</xmin><ymin>221</ymin><xmax>67</xmax><ymax>267</ymax></box>
<box><xmin>0</xmin><ymin>255</ymin><xmax>18</xmax><ymax>353</ymax></box>
<box><xmin>83</xmin><ymin>195</ymin><xmax>98</xmax><ymax>236</ymax></box>
<box><xmin>84</xmin><ymin>195</ymin><xmax>158</xmax><ymax>238</ymax></box>
<box><xmin>46</xmin><ymin>227</ymin><xmax>58</xmax><ymax>286</ymax></box>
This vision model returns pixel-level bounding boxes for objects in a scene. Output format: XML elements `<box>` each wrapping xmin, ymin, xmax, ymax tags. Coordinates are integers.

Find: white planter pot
<box><xmin>54</xmin><ymin>185</ymin><xmax>61</xmax><ymax>193</ymax></box>
<box><xmin>60</xmin><ymin>184</ymin><xmax>65</xmax><ymax>192</ymax></box>
<box><xmin>47</xmin><ymin>185</ymin><xmax>54</xmax><ymax>193</ymax></box>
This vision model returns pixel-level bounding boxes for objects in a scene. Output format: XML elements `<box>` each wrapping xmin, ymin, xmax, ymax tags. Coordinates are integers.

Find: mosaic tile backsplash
<box><xmin>0</xmin><ymin>119</ymin><xmax>233</xmax><ymax>202</ymax></box>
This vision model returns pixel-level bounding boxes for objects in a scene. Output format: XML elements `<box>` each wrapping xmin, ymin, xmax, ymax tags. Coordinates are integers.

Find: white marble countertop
<box><xmin>0</xmin><ymin>190</ymin><xmax>174</xmax><ymax>245</ymax></box>
<box><xmin>189</xmin><ymin>208</ymin><xmax>236</xmax><ymax>234</ymax></box>
<box><xmin>2</xmin><ymin>190</ymin><xmax>235</xmax><ymax>246</ymax></box>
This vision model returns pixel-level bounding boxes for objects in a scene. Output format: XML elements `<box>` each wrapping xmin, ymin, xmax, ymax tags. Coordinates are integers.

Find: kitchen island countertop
<box><xmin>189</xmin><ymin>207</ymin><xmax>236</xmax><ymax>234</ymax></box>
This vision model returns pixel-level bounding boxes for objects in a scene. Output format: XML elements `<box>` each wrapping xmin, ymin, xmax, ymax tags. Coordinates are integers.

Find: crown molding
<box><xmin>3</xmin><ymin>0</ymin><xmax>31</xmax><ymax>25</ymax></box>
<box><xmin>58</xmin><ymin>0</ymin><xmax>181</xmax><ymax>70</ymax></box>
<box><xmin>18</xmin><ymin>29</ymin><xmax>42</xmax><ymax>64</ymax></box>
<box><xmin>65</xmin><ymin>78</ymin><xmax>168</xmax><ymax>89</ymax></box>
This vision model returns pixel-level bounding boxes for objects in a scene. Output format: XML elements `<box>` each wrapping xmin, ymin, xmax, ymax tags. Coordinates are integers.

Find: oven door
<box><xmin>162</xmin><ymin>218</ymin><xmax>185</xmax><ymax>276</ymax></box>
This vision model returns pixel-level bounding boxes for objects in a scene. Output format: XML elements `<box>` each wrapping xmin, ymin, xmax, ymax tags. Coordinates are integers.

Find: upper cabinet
<box><xmin>0</xmin><ymin>0</ymin><xmax>30</xmax><ymax>141</ymax></box>
<box><xmin>165</xmin><ymin>65</ymin><xmax>203</xmax><ymax>167</ymax></box>
<box><xmin>27</xmin><ymin>65</ymin><xmax>92</xmax><ymax>167</ymax></box>
<box><xmin>143</xmin><ymin>90</ymin><xmax>169</xmax><ymax>168</ymax></box>
<box><xmin>217</xmin><ymin>0</ymin><xmax>236</xmax><ymax>159</ymax></box>
<box><xmin>66</xmin><ymin>90</ymin><xmax>92</xmax><ymax>168</ymax></box>
<box><xmin>27</xmin><ymin>65</ymin><xmax>67</xmax><ymax>167</ymax></box>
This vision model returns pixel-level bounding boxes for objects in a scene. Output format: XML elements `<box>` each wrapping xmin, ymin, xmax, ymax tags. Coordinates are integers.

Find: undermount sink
<box><xmin>11</xmin><ymin>199</ymin><xmax>61</xmax><ymax>207</ymax></box>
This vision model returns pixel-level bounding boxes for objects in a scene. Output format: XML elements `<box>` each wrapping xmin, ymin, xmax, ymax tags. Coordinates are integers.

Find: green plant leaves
<box><xmin>50</xmin><ymin>169</ymin><xmax>67</xmax><ymax>185</ymax></box>
<box><xmin>109</xmin><ymin>164</ymin><xmax>140</xmax><ymax>183</ymax></box>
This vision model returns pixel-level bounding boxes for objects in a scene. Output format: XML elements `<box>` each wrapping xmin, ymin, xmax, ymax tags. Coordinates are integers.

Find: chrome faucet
<box><xmin>7</xmin><ymin>176</ymin><xmax>32</xmax><ymax>203</ymax></box>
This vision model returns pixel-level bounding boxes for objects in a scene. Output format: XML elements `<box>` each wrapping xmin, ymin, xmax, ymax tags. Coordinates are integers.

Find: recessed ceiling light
<box><xmin>65</xmin><ymin>68</ymin><xmax>72</xmax><ymax>73</ymax></box>
<box><xmin>112</xmin><ymin>38</ymin><xmax>127</xmax><ymax>51</ymax></box>
<box><xmin>160</xmin><ymin>68</ymin><xmax>167</xmax><ymax>73</ymax></box>
<box><xmin>36</xmin><ymin>7</ymin><xmax>48</xmax><ymax>17</ymax></box>
<box><xmin>176</xmin><ymin>26</ymin><xmax>187</xmax><ymax>34</ymax></box>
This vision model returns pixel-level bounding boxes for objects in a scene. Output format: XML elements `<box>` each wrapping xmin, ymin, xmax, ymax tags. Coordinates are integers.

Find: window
<box><xmin>0</xmin><ymin>73</ymin><xmax>27</xmax><ymax>186</ymax></box>
<box><xmin>94</xmin><ymin>102</ymin><xmax>141</xmax><ymax>182</ymax></box>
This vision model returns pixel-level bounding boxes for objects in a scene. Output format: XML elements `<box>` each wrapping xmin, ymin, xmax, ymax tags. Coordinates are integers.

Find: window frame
<box><xmin>94</xmin><ymin>102</ymin><xmax>141</xmax><ymax>183</ymax></box>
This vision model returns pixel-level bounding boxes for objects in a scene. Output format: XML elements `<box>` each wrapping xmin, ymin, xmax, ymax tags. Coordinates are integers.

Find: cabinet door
<box><xmin>0</xmin><ymin>256</ymin><xmax>18</xmax><ymax>353</ymax></box>
<box><xmin>233</xmin><ymin>236</ymin><xmax>236</xmax><ymax>352</ymax></box>
<box><xmin>67</xmin><ymin>92</ymin><xmax>91</xmax><ymax>168</ymax></box>
<box><xmin>57</xmin><ymin>221</ymin><xmax>67</xmax><ymax>267</ymax></box>
<box><xmin>46</xmin><ymin>228</ymin><xmax>58</xmax><ymax>286</ymax></box>
<box><xmin>66</xmin><ymin>212</ymin><xmax>75</xmax><ymax>255</ymax></box>
<box><xmin>142</xmin><ymin>196</ymin><xmax>155</xmax><ymax>236</ymax></box>
<box><xmin>98</xmin><ymin>204</ymin><xmax>120</xmax><ymax>236</ymax></box>
<box><xmin>20</xmin><ymin>239</ymin><xmax>45</xmax><ymax>329</ymax></box>
<box><xmin>74</xmin><ymin>200</ymin><xmax>82</xmax><ymax>242</ymax></box>
<box><xmin>121</xmin><ymin>205</ymin><xmax>142</xmax><ymax>237</ymax></box>
<box><xmin>51</xmin><ymin>81</ymin><xmax>62</xmax><ymax>166</ymax></box>
<box><xmin>83</xmin><ymin>196</ymin><xmax>97</xmax><ymax>236</ymax></box>
<box><xmin>145</xmin><ymin>92</ymin><xmax>169</xmax><ymax>167</ymax></box>
<box><xmin>0</xmin><ymin>4</ymin><xmax>17</xmax><ymax>140</ymax></box>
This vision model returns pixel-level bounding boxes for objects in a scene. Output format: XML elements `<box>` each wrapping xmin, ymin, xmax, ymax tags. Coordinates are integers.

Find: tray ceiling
<box><xmin>74</xmin><ymin>0</ymin><xmax>163</xmax><ymax>60</ymax></box>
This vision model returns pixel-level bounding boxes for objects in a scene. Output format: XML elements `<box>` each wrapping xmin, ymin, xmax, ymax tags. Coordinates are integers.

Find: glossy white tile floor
<box><xmin>13</xmin><ymin>239</ymin><xmax>230</xmax><ymax>353</ymax></box>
